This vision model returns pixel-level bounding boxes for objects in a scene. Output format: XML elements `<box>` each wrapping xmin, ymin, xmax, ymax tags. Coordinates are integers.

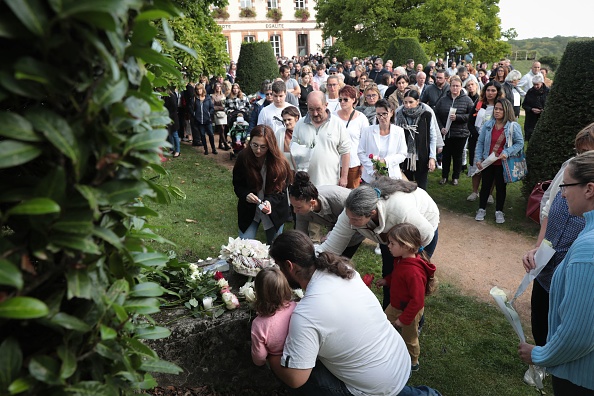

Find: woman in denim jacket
<box><xmin>474</xmin><ymin>98</ymin><xmax>524</xmax><ymax>224</ymax></box>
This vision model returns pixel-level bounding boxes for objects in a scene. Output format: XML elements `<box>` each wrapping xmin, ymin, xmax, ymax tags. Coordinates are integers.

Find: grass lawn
<box><xmin>145</xmin><ymin>144</ymin><xmax>551</xmax><ymax>395</ymax></box>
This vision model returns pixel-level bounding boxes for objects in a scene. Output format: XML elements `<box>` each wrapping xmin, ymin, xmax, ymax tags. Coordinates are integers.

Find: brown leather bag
<box><xmin>526</xmin><ymin>180</ymin><xmax>552</xmax><ymax>224</ymax></box>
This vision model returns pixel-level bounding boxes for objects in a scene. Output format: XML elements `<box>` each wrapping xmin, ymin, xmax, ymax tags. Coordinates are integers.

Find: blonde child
<box><xmin>251</xmin><ymin>267</ymin><xmax>297</xmax><ymax>366</ymax></box>
<box><xmin>376</xmin><ymin>223</ymin><xmax>437</xmax><ymax>372</ymax></box>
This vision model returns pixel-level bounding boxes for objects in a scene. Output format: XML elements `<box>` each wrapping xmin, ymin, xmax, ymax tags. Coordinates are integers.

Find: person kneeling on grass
<box><xmin>376</xmin><ymin>223</ymin><xmax>437</xmax><ymax>372</ymax></box>
<box><xmin>267</xmin><ymin>230</ymin><xmax>442</xmax><ymax>396</ymax></box>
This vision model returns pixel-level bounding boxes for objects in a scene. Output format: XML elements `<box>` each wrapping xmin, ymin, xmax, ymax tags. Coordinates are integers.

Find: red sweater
<box><xmin>384</xmin><ymin>254</ymin><xmax>436</xmax><ymax>325</ymax></box>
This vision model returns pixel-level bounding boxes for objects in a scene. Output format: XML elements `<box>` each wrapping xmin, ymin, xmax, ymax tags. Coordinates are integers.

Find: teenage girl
<box><xmin>376</xmin><ymin>223</ymin><xmax>437</xmax><ymax>372</ymax></box>
<box><xmin>250</xmin><ymin>267</ymin><xmax>297</xmax><ymax>366</ymax></box>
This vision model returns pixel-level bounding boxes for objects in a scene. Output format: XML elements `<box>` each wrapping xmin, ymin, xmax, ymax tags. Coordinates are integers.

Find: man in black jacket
<box><xmin>183</xmin><ymin>82</ymin><xmax>203</xmax><ymax>146</ymax></box>
<box><xmin>368</xmin><ymin>58</ymin><xmax>389</xmax><ymax>85</ymax></box>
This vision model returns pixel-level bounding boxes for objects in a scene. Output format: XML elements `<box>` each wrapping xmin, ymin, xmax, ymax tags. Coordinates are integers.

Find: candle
<box><xmin>202</xmin><ymin>297</ymin><xmax>213</xmax><ymax>310</ymax></box>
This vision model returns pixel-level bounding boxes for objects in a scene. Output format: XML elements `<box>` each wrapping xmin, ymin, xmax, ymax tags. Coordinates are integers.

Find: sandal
<box><xmin>173</xmin><ymin>152</ymin><xmax>181</xmax><ymax>158</ymax></box>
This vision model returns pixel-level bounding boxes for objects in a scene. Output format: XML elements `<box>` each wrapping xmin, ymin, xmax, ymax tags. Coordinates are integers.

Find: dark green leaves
<box><xmin>0</xmin><ymin>297</ymin><xmax>49</xmax><ymax>319</ymax></box>
<box><xmin>0</xmin><ymin>112</ymin><xmax>41</xmax><ymax>142</ymax></box>
<box><xmin>0</xmin><ymin>338</ymin><xmax>22</xmax><ymax>391</ymax></box>
<box><xmin>6</xmin><ymin>198</ymin><xmax>60</xmax><ymax>216</ymax></box>
<box><xmin>0</xmin><ymin>259</ymin><xmax>24</xmax><ymax>289</ymax></box>
<box><xmin>5</xmin><ymin>0</ymin><xmax>48</xmax><ymax>37</ymax></box>
<box><xmin>26</xmin><ymin>108</ymin><xmax>79</xmax><ymax>163</ymax></box>
<box><xmin>0</xmin><ymin>141</ymin><xmax>42</xmax><ymax>169</ymax></box>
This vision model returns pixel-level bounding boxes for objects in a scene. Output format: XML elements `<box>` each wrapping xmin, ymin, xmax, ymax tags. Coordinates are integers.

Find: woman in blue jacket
<box><xmin>474</xmin><ymin>98</ymin><xmax>524</xmax><ymax>224</ymax></box>
<box><xmin>194</xmin><ymin>83</ymin><xmax>217</xmax><ymax>155</ymax></box>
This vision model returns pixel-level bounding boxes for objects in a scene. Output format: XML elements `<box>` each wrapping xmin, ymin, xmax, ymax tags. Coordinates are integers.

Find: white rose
<box><xmin>217</xmin><ymin>279</ymin><xmax>229</xmax><ymax>289</ymax></box>
<box><xmin>292</xmin><ymin>288</ymin><xmax>304</xmax><ymax>299</ymax></box>
<box><xmin>222</xmin><ymin>291</ymin><xmax>240</xmax><ymax>310</ymax></box>
<box><xmin>243</xmin><ymin>287</ymin><xmax>256</xmax><ymax>303</ymax></box>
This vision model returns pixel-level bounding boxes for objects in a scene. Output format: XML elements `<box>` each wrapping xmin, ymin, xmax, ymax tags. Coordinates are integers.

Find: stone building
<box><xmin>212</xmin><ymin>0</ymin><xmax>329</xmax><ymax>62</ymax></box>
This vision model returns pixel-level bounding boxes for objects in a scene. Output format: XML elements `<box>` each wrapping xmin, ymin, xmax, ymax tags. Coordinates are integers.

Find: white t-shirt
<box><xmin>326</xmin><ymin>97</ymin><xmax>340</xmax><ymax>113</ymax></box>
<box><xmin>257</xmin><ymin>102</ymin><xmax>296</xmax><ymax>134</ymax></box>
<box><xmin>334</xmin><ymin>110</ymin><xmax>369</xmax><ymax>168</ymax></box>
<box><xmin>282</xmin><ymin>270</ymin><xmax>410</xmax><ymax>396</ymax></box>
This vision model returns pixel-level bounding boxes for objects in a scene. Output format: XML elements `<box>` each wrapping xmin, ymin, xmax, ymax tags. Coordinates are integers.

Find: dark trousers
<box><xmin>381</xmin><ymin>228</ymin><xmax>438</xmax><ymax>309</ymax></box>
<box><xmin>479</xmin><ymin>164</ymin><xmax>506</xmax><ymax>211</ymax></box>
<box><xmin>198</xmin><ymin>123</ymin><xmax>216</xmax><ymax>153</ymax></box>
<box><xmin>288</xmin><ymin>360</ymin><xmax>353</xmax><ymax>396</ymax></box>
<box><xmin>531</xmin><ymin>280</ymin><xmax>549</xmax><ymax>347</ymax></box>
<box><xmin>441</xmin><ymin>136</ymin><xmax>467</xmax><ymax>180</ymax></box>
<box><xmin>402</xmin><ymin>159</ymin><xmax>429</xmax><ymax>191</ymax></box>
<box><xmin>552</xmin><ymin>376</ymin><xmax>594</xmax><ymax>396</ymax></box>
<box><xmin>341</xmin><ymin>242</ymin><xmax>362</xmax><ymax>259</ymax></box>
<box><xmin>190</xmin><ymin>118</ymin><xmax>203</xmax><ymax>145</ymax></box>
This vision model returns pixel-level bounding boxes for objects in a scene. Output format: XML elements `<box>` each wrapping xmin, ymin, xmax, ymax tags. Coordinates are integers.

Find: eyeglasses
<box><xmin>376</xmin><ymin>112</ymin><xmax>390</xmax><ymax>118</ymax></box>
<box><xmin>559</xmin><ymin>182</ymin><xmax>586</xmax><ymax>193</ymax></box>
<box><xmin>250</xmin><ymin>142</ymin><xmax>268</xmax><ymax>151</ymax></box>
<box><xmin>365</xmin><ymin>94</ymin><xmax>378</xmax><ymax>99</ymax></box>
<box><xmin>338</xmin><ymin>98</ymin><xmax>351</xmax><ymax>102</ymax></box>
<box><xmin>265</xmin><ymin>92</ymin><xmax>273</xmax><ymax>96</ymax></box>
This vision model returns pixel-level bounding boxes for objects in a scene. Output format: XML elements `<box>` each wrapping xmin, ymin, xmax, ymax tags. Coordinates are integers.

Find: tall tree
<box><xmin>316</xmin><ymin>0</ymin><xmax>511</xmax><ymax>61</ymax></box>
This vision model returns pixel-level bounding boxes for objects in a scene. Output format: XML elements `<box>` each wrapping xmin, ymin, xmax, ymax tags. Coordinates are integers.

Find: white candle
<box><xmin>202</xmin><ymin>297</ymin><xmax>213</xmax><ymax>310</ymax></box>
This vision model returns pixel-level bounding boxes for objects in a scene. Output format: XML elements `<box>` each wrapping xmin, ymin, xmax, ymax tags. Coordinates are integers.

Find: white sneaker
<box><xmin>375</xmin><ymin>244</ymin><xmax>382</xmax><ymax>255</ymax></box>
<box><xmin>475</xmin><ymin>209</ymin><xmax>486</xmax><ymax>221</ymax></box>
<box><xmin>487</xmin><ymin>195</ymin><xmax>494</xmax><ymax>205</ymax></box>
<box><xmin>495</xmin><ymin>211</ymin><xmax>505</xmax><ymax>224</ymax></box>
<box><xmin>467</xmin><ymin>192</ymin><xmax>478</xmax><ymax>201</ymax></box>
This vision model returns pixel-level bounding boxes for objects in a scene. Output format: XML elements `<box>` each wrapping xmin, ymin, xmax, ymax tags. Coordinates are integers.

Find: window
<box><xmin>297</xmin><ymin>34</ymin><xmax>308</xmax><ymax>57</ymax></box>
<box><xmin>295</xmin><ymin>0</ymin><xmax>305</xmax><ymax>9</ymax></box>
<box><xmin>244</xmin><ymin>35</ymin><xmax>255</xmax><ymax>43</ymax></box>
<box><xmin>240</xmin><ymin>0</ymin><xmax>252</xmax><ymax>8</ymax></box>
<box><xmin>270</xmin><ymin>35</ymin><xmax>281</xmax><ymax>57</ymax></box>
<box><xmin>225</xmin><ymin>37</ymin><xmax>229</xmax><ymax>54</ymax></box>
<box><xmin>268</xmin><ymin>0</ymin><xmax>278</xmax><ymax>8</ymax></box>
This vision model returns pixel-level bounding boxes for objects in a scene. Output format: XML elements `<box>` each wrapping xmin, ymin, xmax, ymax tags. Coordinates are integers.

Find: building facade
<box><xmin>213</xmin><ymin>0</ymin><xmax>329</xmax><ymax>62</ymax></box>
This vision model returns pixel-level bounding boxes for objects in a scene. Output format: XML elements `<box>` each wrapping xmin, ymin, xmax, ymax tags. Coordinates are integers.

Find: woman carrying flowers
<box><xmin>358</xmin><ymin>99</ymin><xmax>407</xmax><ymax>183</ymax></box>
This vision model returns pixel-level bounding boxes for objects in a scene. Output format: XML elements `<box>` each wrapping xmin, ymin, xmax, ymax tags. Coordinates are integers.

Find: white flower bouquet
<box><xmin>220</xmin><ymin>237</ymin><xmax>272</xmax><ymax>276</ymax></box>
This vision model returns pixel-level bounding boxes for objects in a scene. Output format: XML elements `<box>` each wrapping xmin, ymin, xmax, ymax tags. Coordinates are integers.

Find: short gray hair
<box><xmin>345</xmin><ymin>177</ymin><xmax>418</xmax><ymax>216</ymax></box>
<box><xmin>506</xmin><ymin>70</ymin><xmax>522</xmax><ymax>82</ymax></box>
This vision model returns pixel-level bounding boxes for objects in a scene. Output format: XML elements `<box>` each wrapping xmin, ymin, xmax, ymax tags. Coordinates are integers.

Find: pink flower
<box><xmin>214</xmin><ymin>271</ymin><xmax>224</xmax><ymax>280</ymax></box>
<box><xmin>368</xmin><ymin>153</ymin><xmax>374</xmax><ymax>159</ymax></box>
<box><xmin>362</xmin><ymin>273</ymin><xmax>374</xmax><ymax>287</ymax></box>
<box><xmin>221</xmin><ymin>291</ymin><xmax>240</xmax><ymax>310</ymax></box>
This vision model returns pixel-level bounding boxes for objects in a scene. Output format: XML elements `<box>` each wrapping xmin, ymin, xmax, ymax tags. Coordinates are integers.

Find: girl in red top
<box><xmin>376</xmin><ymin>223</ymin><xmax>436</xmax><ymax>372</ymax></box>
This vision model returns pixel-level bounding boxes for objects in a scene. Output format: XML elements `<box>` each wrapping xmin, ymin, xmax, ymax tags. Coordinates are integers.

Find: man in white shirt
<box><xmin>257</xmin><ymin>81</ymin><xmax>297</xmax><ymax>134</ymax></box>
<box><xmin>291</xmin><ymin>91</ymin><xmax>350</xmax><ymax>187</ymax></box>
<box><xmin>518</xmin><ymin>61</ymin><xmax>541</xmax><ymax>92</ymax></box>
<box><xmin>415</xmin><ymin>71</ymin><xmax>428</xmax><ymax>98</ymax></box>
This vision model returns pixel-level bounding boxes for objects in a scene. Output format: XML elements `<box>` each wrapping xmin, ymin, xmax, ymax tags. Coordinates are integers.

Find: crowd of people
<box><xmin>163</xmin><ymin>55</ymin><xmax>594</xmax><ymax>395</ymax></box>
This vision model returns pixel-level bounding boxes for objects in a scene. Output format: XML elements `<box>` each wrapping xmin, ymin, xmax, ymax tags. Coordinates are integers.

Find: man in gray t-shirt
<box><xmin>280</xmin><ymin>64</ymin><xmax>301</xmax><ymax>97</ymax></box>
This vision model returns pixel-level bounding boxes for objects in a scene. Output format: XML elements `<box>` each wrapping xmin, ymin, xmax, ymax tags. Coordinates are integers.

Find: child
<box><xmin>376</xmin><ymin>223</ymin><xmax>437</xmax><ymax>372</ymax></box>
<box><xmin>251</xmin><ymin>267</ymin><xmax>297</xmax><ymax>366</ymax></box>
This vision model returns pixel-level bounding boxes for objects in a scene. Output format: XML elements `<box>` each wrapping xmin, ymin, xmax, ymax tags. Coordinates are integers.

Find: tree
<box><xmin>0</xmin><ymin>1</ymin><xmax>189</xmax><ymax>393</ymax></box>
<box><xmin>162</xmin><ymin>0</ymin><xmax>230</xmax><ymax>82</ymax></box>
<box><xmin>539</xmin><ymin>55</ymin><xmax>559</xmax><ymax>71</ymax></box>
<box><xmin>315</xmin><ymin>0</ymin><xmax>510</xmax><ymax>61</ymax></box>
<box><xmin>383</xmin><ymin>38</ymin><xmax>428</xmax><ymax>68</ymax></box>
<box><xmin>523</xmin><ymin>40</ymin><xmax>594</xmax><ymax>197</ymax></box>
<box><xmin>235</xmin><ymin>42</ymin><xmax>279</xmax><ymax>95</ymax></box>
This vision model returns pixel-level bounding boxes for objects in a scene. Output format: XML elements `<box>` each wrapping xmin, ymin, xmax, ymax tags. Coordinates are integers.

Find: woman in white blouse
<box><xmin>334</xmin><ymin>85</ymin><xmax>369</xmax><ymax>188</ymax></box>
<box><xmin>358</xmin><ymin>99</ymin><xmax>407</xmax><ymax>183</ymax></box>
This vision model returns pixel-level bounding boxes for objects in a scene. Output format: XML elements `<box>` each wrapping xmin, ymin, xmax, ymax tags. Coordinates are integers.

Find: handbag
<box><xmin>215</xmin><ymin>111</ymin><xmax>226</xmax><ymax>119</ymax></box>
<box><xmin>526</xmin><ymin>180</ymin><xmax>552</xmax><ymax>224</ymax></box>
<box><xmin>502</xmin><ymin>150</ymin><xmax>527</xmax><ymax>183</ymax></box>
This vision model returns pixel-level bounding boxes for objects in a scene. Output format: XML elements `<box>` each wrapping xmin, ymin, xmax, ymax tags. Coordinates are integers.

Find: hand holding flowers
<box><xmin>368</xmin><ymin>154</ymin><xmax>388</xmax><ymax>177</ymax></box>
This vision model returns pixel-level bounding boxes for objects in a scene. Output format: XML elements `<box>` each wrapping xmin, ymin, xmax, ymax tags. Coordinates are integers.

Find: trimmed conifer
<box><xmin>383</xmin><ymin>37</ymin><xmax>429</xmax><ymax>68</ymax></box>
<box><xmin>523</xmin><ymin>40</ymin><xmax>594</xmax><ymax>196</ymax></box>
<box><xmin>236</xmin><ymin>41</ymin><xmax>279</xmax><ymax>94</ymax></box>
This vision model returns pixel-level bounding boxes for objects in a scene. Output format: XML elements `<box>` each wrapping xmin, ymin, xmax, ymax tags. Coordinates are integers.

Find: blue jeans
<box><xmin>287</xmin><ymin>360</ymin><xmax>442</xmax><ymax>396</ymax></box>
<box><xmin>238</xmin><ymin>220</ymin><xmax>283</xmax><ymax>245</ymax></box>
<box><xmin>167</xmin><ymin>130</ymin><xmax>180</xmax><ymax>153</ymax></box>
<box><xmin>382</xmin><ymin>228</ymin><xmax>439</xmax><ymax>309</ymax></box>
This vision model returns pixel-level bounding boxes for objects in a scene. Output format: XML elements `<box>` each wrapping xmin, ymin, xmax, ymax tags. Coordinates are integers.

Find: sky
<box><xmin>498</xmin><ymin>0</ymin><xmax>593</xmax><ymax>40</ymax></box>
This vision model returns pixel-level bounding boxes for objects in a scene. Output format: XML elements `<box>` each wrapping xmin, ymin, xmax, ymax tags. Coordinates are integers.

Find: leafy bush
<box><xmin>266</xmin><ymin>8</ymin><xmax>282</xmax><ymax>22</ymax></box>
<box><xmin>211</xmin><ymin>8</ymin><xmax>230</xmax><ymax>20</ymax></box>
<box><xmin>523</xmin><ymin>40</ymin><xmax>594</xmax><ymax>196</ymax></box>
<box><xmin>236</xmin><ymin>42</ymin><xmax>279</xmax><ymax>94</ymax></box>
<box><xmin>294</xmin><ymin>9</ymin><xmax>310</xmax><ymax>21</ymax></box>
<box><xmin>0</xmin><ymin>0</ymin><xmax>192</xmax><ymax>393</ymax></box>
<box><xmin>538</xmin><ymin>55</ymin><xmax>559</xmax><ymax>71</ymax></box>
<box><xmin>239</xmin><ymin>8</ymin><xmax>256</xmax><ymax>18</ymax></box>
<box><xmin>383</xmin><ymin>37</ymin><xmax>429</xmax><ymax>68</ymax></box>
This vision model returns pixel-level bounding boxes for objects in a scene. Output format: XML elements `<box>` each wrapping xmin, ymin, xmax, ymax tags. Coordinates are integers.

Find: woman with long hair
<box><xmin>466</xmin><ymin>80</ymin><xmax>504</xmax><ymax>202</ymax></box>
<box><xmin>232</xmin><ymin>125</ymin><xmax>293</xmax><ymax>244</ymax></box>
<box><xmin>211</xmin><ymin>82</ymin><xmax>230</xmax><ymax>151</ymax></box>
<box><xmin>474</xmin><ymin>98</ymin><xmax>524</xmax><ymax>224</ymax></box>
<box><xmin>289</xmin><ymin>171</ymin><xmax>364</xmax><ymax>258</ymax></box>
<box><xmin>274</xmin><ymin>106</ymin><xmax>300</xmax><ymax>171</ymax></box>
<box><xmin>435</xmin><ymin>76</ymin><xmax>474</xmax><ymax>186</ymax></box>
<box><xmin>225</xmin><ymin>83</ymin><xmax>250</xmax><ymax>121</ymax></box>
<box><xmin>492</xmin><ymin>66</ymin><xmax>508</xmax><ymax>84</ymax></box>
<box><xmin>193</xmin><ymin>83</ymin><xmax>217</xmax><ymax>155</ymax></box>
<box><xmin>394</xmin><ymin>90</ymin><xmax>435</xmax><ymax>190</ymax></box>
<box><xmin>387</xmin><ymin>74</ymin><xmax>410</xmax><ymax>109</ymax></box>
<box><xmin>358</xmin><ymin>99</ymin><xmax>407</xmax><ymax>183</ymax></box>
<box><xmin>298</xmin><ymin>71</ymin><xmax>313</xmax><ymax>116</ymax></box>
<box><xmin>318</xmin><ymin>177</ymin><xmax>439</xmax><ymax>309</ymax></box>
<box><xmin>519</xmin><ymin>150</ymin><xmax>594</xmax><ymax>395</ymax></box>
<box><xmin>335</xmin><ymin>85</ymin><xmax>369</xmax><ymax>188</ymax></box>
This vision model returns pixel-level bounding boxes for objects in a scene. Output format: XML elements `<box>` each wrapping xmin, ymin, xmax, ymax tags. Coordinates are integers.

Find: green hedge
<box><xmin>383</xmin><ymin>37</ymin><xmax>429</xmax><ymax>68</ymax></box>
<box><xmin>236</xmin><ymin>41</ymin><xmax>280</xmax><ymax>94</ymax></box>
<box><xmin>523</xmin><ymin>40</ymin><xmax>594</xmax><ymax>196</ymax></box>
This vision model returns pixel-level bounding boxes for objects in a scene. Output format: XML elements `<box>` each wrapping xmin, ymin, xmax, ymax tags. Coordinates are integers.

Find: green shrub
<box><xmin>212</xmin><ymin>8</ymin><xmax>230</xmax><ymax>20</ymax></box>
<box><xmin>239</xmin><ymin>8</ymin><xmax>256</xmax><ymax>18</ymax></box>
<box><xmin>383</xmin><ymin>37</ymin><xmax>429</xmax><ymax>68</ymax></box>
<box><xmin>0</xmin><ymin>1</ymin><xmax>190</xmax><ymax>393</ymax></box>
<box><xmin>266</xmin><ymin>8</ymin><xmax>282</xmax><ymax>22</ymax></box>
<box><xmin>294</xmin><ymin>8</ymin><xmax>310</xmax><ymax>21</ymax></box>
<box><xmin>523</xmin><ymin>40</ymin><xmax>594</xmax><ymax>196</ymax></box>
<box><xmin>236</xmin><ymin>42</ymin><xmax>279</xmax><ymax>94</ymax></box>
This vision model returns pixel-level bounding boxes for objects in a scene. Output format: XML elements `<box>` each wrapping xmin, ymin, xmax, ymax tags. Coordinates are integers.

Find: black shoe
<box><xmin>212</xmin><ymin>150</ymin><xmax>218</xmax><ymax>155</ymax></box>
<box><xmin>204</xmin><ymin>150</ymin><xmax>208</xmax><ymax>155</ymax></box>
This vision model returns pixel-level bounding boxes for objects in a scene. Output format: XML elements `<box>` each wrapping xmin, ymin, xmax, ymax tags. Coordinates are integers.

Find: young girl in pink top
<box><xmin>251</xmin><ymin>267</ymin><xmax>297</xmax><ymax>366</ymax></box>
